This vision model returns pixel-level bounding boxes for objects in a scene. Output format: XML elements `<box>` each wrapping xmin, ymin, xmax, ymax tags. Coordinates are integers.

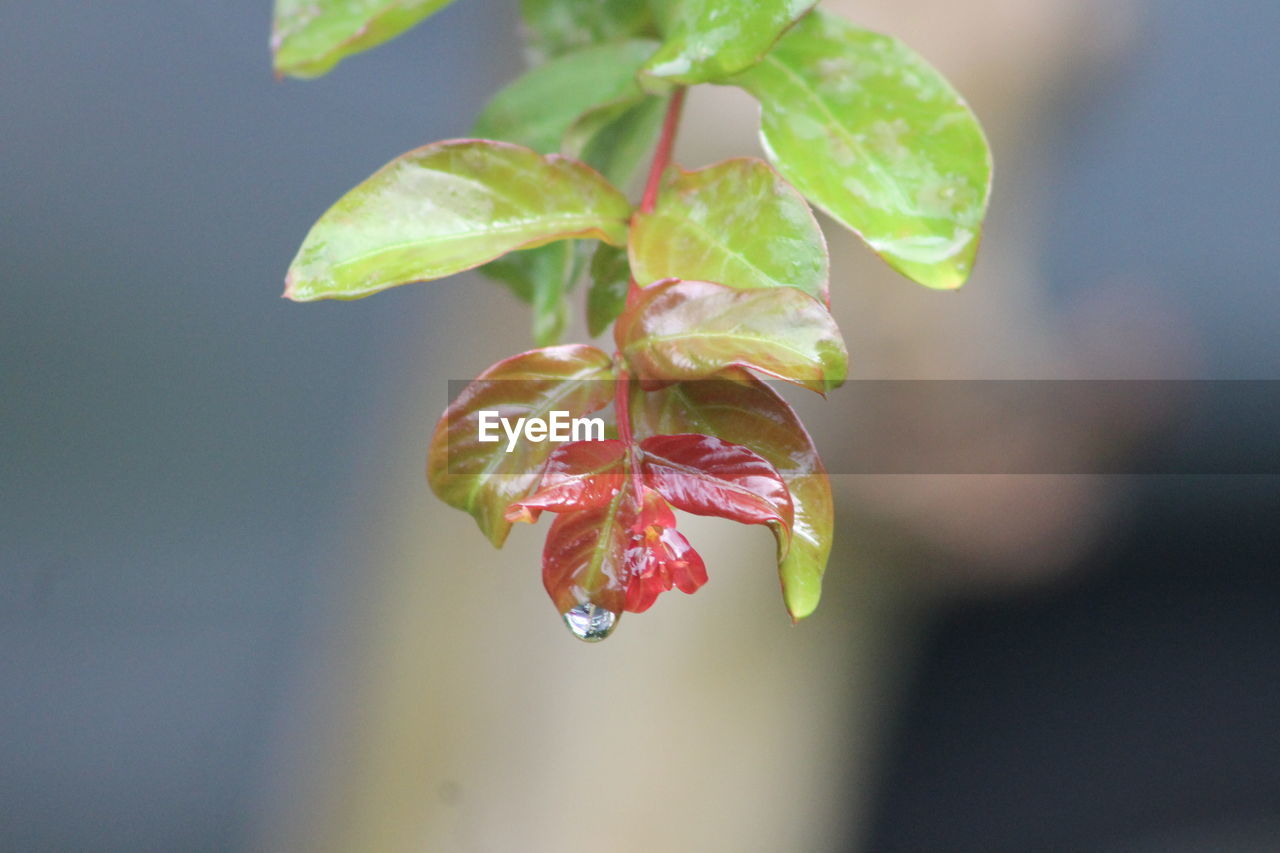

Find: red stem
<box><xmin>616</xmin><ymin>88</ymin><xmax>688</xmax><ymax>510</ymax></box>
<box><xmin>639</xmin><ymin>87</ymin><xmax>687</xmax><ymax>215</ymax></box>
<box><xmin>629</xmin><ymin>88</ymin><xmax>687</xmax><ymax>309</ymax></box>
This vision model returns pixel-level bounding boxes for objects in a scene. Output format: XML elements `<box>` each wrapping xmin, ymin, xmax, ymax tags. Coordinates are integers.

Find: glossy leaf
<box><xmin>272</xmin><ymin>0</ymin><xmax>455</xmax><ymax>79</ymax></box>
<box><xmin>510</xmin><ymin>430</ymin><xmax>792</xmax><ymax>629</ymax></box>
<box><xmin>519</xmin><ymin>0</ymin><xmax>656</xmax><ymax>62</ymax></box>
<box><xmin>426</xmin><ymin>345</ymin><xmax>615</xmax><ymax>547</ymax></box>
<box><xmin>565</xmin><ymin>95</ymin><xmax>668</xmax><ymax>191</ymax></box>
<box><xmin>473</xmin><ymin>40</ymin><xmax>658</xmax><ymax>155</ymax></box>
<box><xmin>504</xmin><ymin>439</ymin><xmax>626</xmax><ymax>524</ymax></box>
<box><xmin>478</xmin><ymin>241</ymin><xmax>577</xmax><ymax>346</ymax></box>
<box><xmin>585</xmin><ymin>244</ymin><xmax>631</xmax><ymax>337</ymax></box>
<box><xmin>629</xmin><ymin>158</ymin><xmax>829</xmax><ymax>302</ymax></box>
<box><xmin>639</xmin><ymin>433</ymin><xmax>793</xmax><ymax>558</ymax></box>
<box><xmin>540</xmin><ymin>494</ymin><xmax>633</xmax><ymax>633</ymax></box>
<box><xmin>641</xmin><ymin>0</ymin><xmax>814</xmax><ymax>87</ymax></box>
<box><xmin>636</xmin><ymin>375</ymin><xmax>833</xmax><ymax>620</ymax></box>
<box><xmin>615</xmin><ymin>279</ymin><xmax>848</xmax><ymax>393</ymax></box>
<box><xmin>730</xmin><ymin>10</ymin><xmax>993</xmax><ymax>289</ymax></box>
<box><xmin>285</xmin><ymin>140</ymin><xmax>631</xmax><ymax>301</ymax></box>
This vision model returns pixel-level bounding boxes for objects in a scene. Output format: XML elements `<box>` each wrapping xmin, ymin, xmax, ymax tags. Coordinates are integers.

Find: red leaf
<box><xmin>639</xmin><ymin>433</ymin><xmax>794</xmax><ymax>558</ymax></box>
<box><xmin>504</xmin><ymin>439</ymin><xmax>626</xmax><ymax>524</ymax></box>
<box><xmin>635</xmin><ymin>375</ymin><xmax>834</xmax><ymax>621</ymax></box>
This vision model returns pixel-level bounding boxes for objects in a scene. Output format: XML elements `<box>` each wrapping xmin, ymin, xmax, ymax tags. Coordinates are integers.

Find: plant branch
<box><xmin>640</xmin><ymin>87</ymin><xmax>687</xmax><ymax>215</ymax></box>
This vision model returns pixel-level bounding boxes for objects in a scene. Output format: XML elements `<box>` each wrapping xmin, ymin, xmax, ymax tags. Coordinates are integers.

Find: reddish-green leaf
<box><xmin>636</xmin><ymin>376</ymin><xmax>833</xmax><ymax>620</ymax></box>
<box><xmin>730</xmin><ymin>10</ymin><xmax>993</xmax><ymax>289</ymax></box>
<box><xmin>641</xmin><ymin>0</ymin><xmax>815</xmax><ymax>87</ymax></box>
<box><xmin>285</xmin><ymin>140</ymin><xmax>630</xmax><ymax>302</ymax></box>
<box><xmin>426</xmin><ymin>345</ymin><xmax>615</xmax><ymax>547</ymax></box>
<box><xmin>640</xmin><ymin>433</ymin><xmax>793</xmax><ymax>558</ymax></box>
<box><xmin>615</xmin><ymin>279</ymin><xmax>847</xmax><ymax>393</ymax></box>
<box><xmin>272</xmin><ymin>0</ymin><xmax>455</xmax><ymax>79</ymax></box>
<box><xmin>629</xmin><ymin>158</ymin><xmax>829</xmax><ymax>302</ymax></box>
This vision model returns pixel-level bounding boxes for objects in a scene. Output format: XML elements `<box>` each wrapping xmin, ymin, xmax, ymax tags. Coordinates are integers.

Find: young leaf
<box><xmin>636</xmin><ymin>376</ymin><xmax>833</xmax><ymax>621</ymax></box>
<box><xmin>504</xmin><ymin>439</ymin><xmax>626</xmax><ymax>524</ymax></box>
<box><xmin>640</xmin><ymin>0</ymin><xmax>815</xmax><ymax>88</ymax></box>
<box><xmin>285</xmin><ymin>140</ymin><xmax>631</xmax><ymax>301</ymax></box>
<box><xmin>730</xmin><ymin>10</ymin><xmax>993</xmax><ymax>290</ymax></box>
<box><xmin>564</xmin><ymin>95</ymin><xmax>668</xmax><ymax>191</ymax></box>
<box><xmin>477</xmin><ymin>242</ymin><xmax>577</xmax><ymax>346</ymax></box>
<box><xmin>426</xmin><ymin>345</ymin><xmax>615</xmax><ymax>547</ymax></box>
<box><xmin>272</xmin><ymin>0</ymin><xmax>455</xmax><ymax>79</ymax></box>
<box><xmin>539</xmin><ymin>495</ymin><xmax>633</xmax><ymax>633</ymax></box>
<box><xmin>615</xmin><ymin>279</ymin><xmax>848</xmax><ymax>393</ymax></box>
<box><xmin>473</xmin><ymin>40</ymin><xmax>659</xmax><ymax>155</ymax></box>
<box><xmin>629</xmin><ymin>158</ymin><xmax>829</xmax><ymax>302</ymax></box>
<box><xmin>519</xmin><ymin>0</ymin><xmax>656</xmax><ymax>62</ymax></box>
<box><xmin>585</xmin><ymin>244</ymin><xmax>631</xmax><ymax>337</ymax></box>
<box><xmin>510</xmin><ymin>435</ymin><xmax>794</xmax><ymax>627</ymax></box>
<box><xmin>639</xmin><ymin>433</ymin><xmax>794</xmax><ymax>558</ymax></box>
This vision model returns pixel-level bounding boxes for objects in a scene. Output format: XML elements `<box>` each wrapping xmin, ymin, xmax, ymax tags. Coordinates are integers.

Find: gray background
<box><xmin>1</xmin><ymin>2</ymin><xmax>512</xmax><ymax>849</ymax></box>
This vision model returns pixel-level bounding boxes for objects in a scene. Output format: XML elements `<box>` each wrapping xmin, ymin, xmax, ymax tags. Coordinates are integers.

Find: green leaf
<box><xmin>730</xmin><ymin>10</ymin><xmax>993</xmax><ymax>290</ymax></box>
<box><xmin>640</xmin><ymin>0</ymin><xmax>814</xmax><ymax>87</ymax></box>
<box><xmin>272</xmin><ymin>0</ymin><xmax>455</xmax><ymax>78</ymax></box>
<box><xmin>565</xmin><ymin>95</ymin><xmax>669</xmax><ymax>191</ymax></box>
<box><xmin>636</xmin><ymin>375</ymin><xmax>833</xmax><ymax>620</ymax></box>
<box><xmin>473</xmin><ymin>40</ymin><xmax>659</xmax><ymax>155</ymax></box>
<box><xmin>478</xmin><ymin>242</ymin><xmax>579</xmax><ymax>346</ymax></box>
<box><xmin>519</xmin><ymin>0</ymin><xmax>656</xmax><ymax>62</ymax></box>
<box><xmin>285</xmin><ymin>140</ymin><xmax>631</xmax><ymax>301</ymax></box>
<box><xmin>615</xmin><ymin>279</ymin><xmax>847</xmax><ymax>393</ymax></box>
<box><xmin>629</xmin><ymin>158</ymin><xmax>829</xmax><ymax>302</ymax></box>
<box><xmin>426</xmin><ymin>344</ymin><xmax>617</xmax><ymax>547</ymax></box>
<box><xmin>585</xmin><ymin>243</ymin><xmax>630</xmax><ymax>337</ymax></box>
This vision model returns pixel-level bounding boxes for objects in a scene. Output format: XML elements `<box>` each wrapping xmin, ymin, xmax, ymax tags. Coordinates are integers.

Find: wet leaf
<box><xmin>730</xmin><ymin>10</ymin><xmax>993</xmax><ymax>289</ymax></box>
<box><xmin>585</xmin><ymin>244</ymin><xmax>631</xmax><ymax>337</ymax></box>
<box><xmin>629</xmin><ymin>158</ymin><xmax>829</xmax><ymax>302</ymax></box>
<box><xmin>473</xmin><ymin>40</ymin><xmax>658</xmax><ymax>155</ymax></box>
<box><xmin>426</xmin><ymin>345</ymin><xmax>615</xmax><ymax>547</ymax></box>
<box><xmin>639</xmin><ymin>433</ymin><xmax>793</xmax><ymax>558</ymax></box>
<box><xmin>272</xmin><ymin>0</ymin><xmax>455</xmax><ymax>78</ymax></box>
<box><xmin>520</xmin><ymin>0</ymin><xmax>656</xmax><ymax>62</ymax></box>
<box><xmin>641</xmin><ymin>0</ymin><xmax>814</xmax><ymax>87</ymax></box>
<box><xmin>615</xmin><ymin>279</ymin><xmax>847</xmax><ymax>393</ymax></box>
<box><xmin>285</xmin><ymin>140</ymin><xmax>630</xmax><ymax>301</ymax></box>
<box><xmin>636</xmin><ymin>375</ymin><xmax>833</xmax><ymax>620</ymax></box>
<box><xmin>510</xmin><ymin>430</ymin><xmax>790</xmax><ymax>627</ymax></box>
<box><xmin>540</xmin><ymin>495</ymin><xmax>633</xmax><ymax>629</ymax></box>
<box><xmin>504</xmin><ymin>439</ymin><xmax>626</xmax><ymax>523</ymax></box>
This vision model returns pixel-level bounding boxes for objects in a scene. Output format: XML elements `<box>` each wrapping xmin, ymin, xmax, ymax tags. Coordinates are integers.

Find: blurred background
<box><xmin>2</xmin><ymin>1</ymin><xmax>1278</xmax><ymax>851</ymax></box>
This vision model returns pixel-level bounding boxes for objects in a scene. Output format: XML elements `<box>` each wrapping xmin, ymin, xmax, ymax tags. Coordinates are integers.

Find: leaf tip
<box><xmin>282</xmin><ymin>269</ymin><xmax>305</xmax><ymax>301</ymax></box>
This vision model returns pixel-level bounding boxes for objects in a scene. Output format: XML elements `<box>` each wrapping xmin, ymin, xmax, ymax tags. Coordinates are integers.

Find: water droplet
<box><xmin>562</xmin><ymin>603</ymin><xmax>618</xmax><ymax>642</ymax></box>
